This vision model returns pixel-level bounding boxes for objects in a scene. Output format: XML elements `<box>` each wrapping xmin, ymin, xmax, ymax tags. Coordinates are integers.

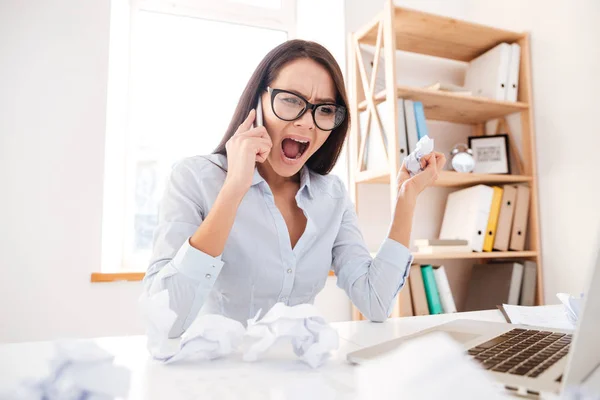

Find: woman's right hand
<box><xmin>224</xmin><ymin>109</ymin><xmax>273</xmax><ymax>196</ymax></box>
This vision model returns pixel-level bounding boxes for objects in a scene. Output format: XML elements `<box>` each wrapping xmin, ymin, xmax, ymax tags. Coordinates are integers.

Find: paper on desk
<box><xmin>501</xmin><ymin>304</ymin><xmax>575</xmax><ymax>331</ymax></box>
<box><xmin>4</xmin><ymin>341</ymin><xmax>131</xmax><ymax>400</ymax></box>
<box><xmin>356</xmin><ymin>331</ymin><xmax>506</xmax><ymax>400</ymax></box>
<box><xmin>139</xmin><ymin>289</ymin><xmax>245</xmax><ymax>363</ymax></box>
<box><xmin>403</xmin><ymin>135</ymin><xmax>434</xmax><ymax>177</ymax></box>
<box><xmin>243</xmin><ymin>302</ymin><xmax>340</xmax><ymax>369</ymax></box>
<box><xmin>557</xmin><ymin>292</ymin><xmax>585</xmax><ymax>326</ymax></box>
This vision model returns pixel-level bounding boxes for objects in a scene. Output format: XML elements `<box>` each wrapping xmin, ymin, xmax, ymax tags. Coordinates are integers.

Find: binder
<box><xmin>398</xmin><ymin>278</ymin><xmax>414</xmax><ymax>317</ymax></box>
<box><xmin>408</xmin><ymin>264</ymin><xmax>429</xmax><ymax>316</ymax></box>
<box><xmin>403</xmin><ymin>99</ymin><xmax>419</xmax><ymax>153</ymax></box>
<box><xmin>493</xmin><ymin>184</ymin><xmax>518</xmax><ymax>251</ymax></box>
<box><xmin>464</xmin><ymin>262</ymin><xmax>524</xmax><ymax>311</ymax></box>
<box><xmin>360</xmin><ymin>108</ymin><xmax>387</xmax><ymax>171</ymax></box>
<box><xmin>377</xmin><ymin>99</ymin><xmax>409</xmax><ymax>167</ymax></box>
<box><xmin>464</xmin><ymin>42</ymin><xmax>511</xmax><ymax>101</ymax></box>
<box><xmin>433</xmin><ymin>266</ymin><xmax>457</xmax><ymax>313</ymax></box>
<box><xmin>509</xmin><ymin>185</ymin><xmax>531</xmax><ymax>251</ymax></box>
<box><xmin>483</xmin><ymin>186</ymin><xmax>504</xmax><ymax>252</ymax></box>
<box><xmin>413</xmin><ymin>101</ymin><xmax>428</xmax><ymax>140</ymax></box>
<box><xmin>505</xmin><ymin>43</ymin><xmax>521</xmax><ymax>102</ymax></box>
<box><xmin>519</xmin><ymin>261</ymin><xmax>537</xmax><ymax>306</ymax></box>
<box><xmin>421</xmin><ymin>265</ymin><xmax>443</xmax><ymax>315</ymax></box>
<box><xmin>439</xmin><ymin>185</ymin><xmax>495</xmax><ymax>252</ymax></box>
<box><xmin>359</xmin><ymin>47</ymin><xmax>386</xmax><ymax>93</ymax></box>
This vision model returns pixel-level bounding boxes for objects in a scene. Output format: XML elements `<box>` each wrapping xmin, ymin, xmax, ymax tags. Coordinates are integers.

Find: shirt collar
<box><xmin>299</xmin><ymin>165</ymin><xmax>314</xmax><ymax>199</ymax></box>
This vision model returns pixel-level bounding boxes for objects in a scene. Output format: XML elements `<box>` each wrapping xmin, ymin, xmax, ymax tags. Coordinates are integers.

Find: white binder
<box><xmin>439</xmin><ymin>185</ymin><xmax>494</xmax><ymax>252</ymax></box>
<box><xmin>376</xmin><ymin>99</ymin><xmax>409</xmax><ymax>167</ymax></box>
<box><xmin>464</xmin><ymin>42</ymin><xmax>511</xmax><ymax>101</ymax></box>
<box><xmin>505</xmin><ymin>43</ymin><xmax>521</xmax><ymax>102</ymax></box>
<box><xmin>403</xmin><ymin>99</ymin><xmax>419</xmax><ymax>154</ymax></box>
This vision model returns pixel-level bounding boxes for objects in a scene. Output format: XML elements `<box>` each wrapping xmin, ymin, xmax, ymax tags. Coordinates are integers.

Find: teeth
<box><xmin>290</xmin><ymin>138</ymin><xmax>309</xmax><ymax>144</ymax></box>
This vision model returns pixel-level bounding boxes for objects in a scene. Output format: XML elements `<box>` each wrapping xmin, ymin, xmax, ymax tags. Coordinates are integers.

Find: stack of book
<box><xmin>413</xmin><ymin>239</ymin><xmax>471</xmax><ymax>254</ymax></box>
<box><xmin>403</xmin><ymin>264</ymin><xmax>457</xmax><ymax>316</ymax></box>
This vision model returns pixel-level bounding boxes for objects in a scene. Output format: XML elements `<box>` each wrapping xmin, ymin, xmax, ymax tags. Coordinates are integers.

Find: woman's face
<box><xmin>261</xmin><ymin>58</ymin><xmax>337</xmax><ymax>177</ymax></box>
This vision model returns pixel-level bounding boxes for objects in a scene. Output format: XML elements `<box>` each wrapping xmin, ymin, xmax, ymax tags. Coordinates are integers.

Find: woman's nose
<box><xmin>294</xmin><ymin>109</ymin><xmax>315</xmax><ymax>130</ymax></box>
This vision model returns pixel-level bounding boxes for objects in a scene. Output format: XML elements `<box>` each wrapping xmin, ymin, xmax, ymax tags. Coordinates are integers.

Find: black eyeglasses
<box><xmin>264</xmin><ymin>87</ymin><xmax>346</xmax><ymax>131</ymax></box>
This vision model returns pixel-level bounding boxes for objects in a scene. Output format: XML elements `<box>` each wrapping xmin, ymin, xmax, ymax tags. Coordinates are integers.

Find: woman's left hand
<box><xmin>396</xmin><ymin>151</ymin><xmax>446</xmax><ymax>205</ymax></box>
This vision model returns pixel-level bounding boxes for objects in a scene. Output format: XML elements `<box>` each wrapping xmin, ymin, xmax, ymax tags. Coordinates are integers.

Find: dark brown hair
<box><xmin>213</xmin><ymin>39</ymin><xmax>350</xmax><ymax>175</ymax></box>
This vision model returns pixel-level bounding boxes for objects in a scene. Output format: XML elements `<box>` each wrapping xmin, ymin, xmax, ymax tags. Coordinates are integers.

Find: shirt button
<box><xmin>205</xmin><ymin>274</ymin><xmax>212</xmax><ymax>279</ymax></box>
<box><xmin>280</xmin><ymin>297</ymin><xmax>288</xmax><ymax>302</ymax></box>
<box><xmin>286</xmin><ymin>268</ymin><xmax>293</xmax><ymax>274</ymax></box>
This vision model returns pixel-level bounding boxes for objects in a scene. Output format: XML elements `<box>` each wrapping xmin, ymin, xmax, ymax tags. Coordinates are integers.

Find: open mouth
<box><xmin>281</xmin><ymin>137</ymin><xmax>310</xmax><ymax>161</ymax></box>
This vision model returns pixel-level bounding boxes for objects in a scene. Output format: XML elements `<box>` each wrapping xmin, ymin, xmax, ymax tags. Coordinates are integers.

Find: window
<box><xmin>102</xmin><ymin>0</ymin><xmax>296</xmax><ymax>272</ymax></box>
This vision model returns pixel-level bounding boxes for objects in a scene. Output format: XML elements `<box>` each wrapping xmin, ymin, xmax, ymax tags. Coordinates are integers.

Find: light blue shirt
<box><xmin>144</xmin><ymin>154</ymin><xmax>412</xmax><ymax>337</ymax></box>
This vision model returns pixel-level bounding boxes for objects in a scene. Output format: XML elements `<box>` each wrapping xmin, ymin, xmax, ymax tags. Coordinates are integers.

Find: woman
<box><xmin>144</xmin><ymin>39</ymin><xmax>445</xmax><ymax>338</ymax></box>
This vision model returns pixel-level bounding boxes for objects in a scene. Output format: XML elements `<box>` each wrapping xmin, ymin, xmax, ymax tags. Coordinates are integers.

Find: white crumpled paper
<box><xmin>403</xmin><ymin>135</ymin><xmax>435</xmax><ymax>177</ymax></box>
<box><xmin>243</xmin><ymin>302</ymin><xmax>340</xmax><ymax>369</ymax></box>
<box><xmin>139</xmin><ymin>290</ymin><xmax>245</xmax><ymax>363</ymax></box>
<box><xmin>357</xmin><ymin>331</ymin><xmax>505</xmax><ymax>400</ymax></box>
<box><xmin>6</xmin><ymin>341</ymin><xmax>131</xmax><ymax>400</ymax></box>
<box><xmin>557</xmin><ymin>292</ymin><xmax>585</xmax><ymax>326</ymax></box>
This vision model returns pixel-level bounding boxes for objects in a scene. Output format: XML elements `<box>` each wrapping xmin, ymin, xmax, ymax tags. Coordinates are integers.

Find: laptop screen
<box><xmin>562</xmin><ymin>244</ymin><xmax>600</xmax><ymax>387</ymax></box>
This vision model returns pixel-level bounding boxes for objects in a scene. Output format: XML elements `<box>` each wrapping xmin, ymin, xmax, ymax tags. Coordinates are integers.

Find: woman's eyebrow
<box><xmin>286</xmin><ymin>88</ymin><xmax>335</xmax><ymax>103</ymax></box>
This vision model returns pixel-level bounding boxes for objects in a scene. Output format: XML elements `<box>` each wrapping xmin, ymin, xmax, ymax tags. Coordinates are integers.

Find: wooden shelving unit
<box><xmin>349</xmin><ymin>2</ymin><xmax>543</xmax><ymax>320</ymax></box>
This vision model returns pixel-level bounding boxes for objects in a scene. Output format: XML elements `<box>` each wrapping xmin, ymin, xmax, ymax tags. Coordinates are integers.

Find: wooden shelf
<box><xmin>359</xmin><ymin>6</ymin><xmax>524</xmax><ymax>62</ymax></box>
<box><xmin>350</xmin><ymin>3</ymin><xmax>543</xmax><ymax>320</ymax></box>
<box><xmin>413</xmin><ymin>251</ymin><xmax>538</xmax><ymax>261</ymax></box>
<box><xmin>358</xmin><ymin>86</ymin><xmax>528</xmax><ymax>124</ymax></box>
<box><xmin>356</xmin><ymin>170</ymin><xmax>533</xmax><ymax>187</ymax></box>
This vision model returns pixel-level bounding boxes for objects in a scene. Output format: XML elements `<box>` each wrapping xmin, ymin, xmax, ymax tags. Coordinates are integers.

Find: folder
<box><xmin>483</xmin><ymin>186</ymin><xmax>504</xmax><ymax>252</ymax></box>
<box><xmin>464</xmin><ymin>262</ymin><xmax>524</xmax><ymax>311</ymax></box>
<box><xmin>439</xmin><ymin>185</ymin><xmax>494</xmax><ymax>252</ymax></box>
<box><xmin>398</xmin><ymin>278</ymin><xmax>414</xmax><ymax>317</ymax></box>
<box><xmin>377</xmin><ymin>99</ymin><xmax>409</xmax><ymax>167</ymax></box>
<box><xmin>464</xmin><ymin>42</ymin><xmax>511</xmax><ymax>101</ymax></box>
<box><xmin>505</xmin><ymin>43</ymin><xmax>521</xmax><ymax>102</ymax></box>
<box><xmin>433</xmin><ymin>266</ymin><xmax>457</xmax><ymax>313</ymax></box>
<box><xmin>519</xmin><ymin>261</ymin><xmax>537</xmax><ymax>306</ymax></box>
<box><xmin>359</xmin><ymin>47</ymin><xmax>386</xmax><ymax>93</ymax></box>
<box><xmin>403</xmin><ymin>99</ymin><xmax>419</xmax><ymax>153</ymax></box>
<box><xmin>493</xmin><ymin>184</ymin><xmax>518</xmax><ymax>251</ymax></box>
<box><xmin>408</xmin><ymin>264</ymin><xmax>429</xmax><ymax>316</ymax></box>
<box><xmin>359</xmin><ymin>108</ymin><xmax>387</xmax><ymax>172</ymax></box>
<box><xmin>421</xmin><ymin>265</ymin><xmax>443</xmax><ymax>315</ymax></box>
<box><xmin>413</xmin><ymin>101</ymin><xmax>428</xmax><ymax>140</ymax></box>
<box><xmin>509</xmin><ymin>185</ymin><xmax>531</xmax><ymax>251</ymax></box>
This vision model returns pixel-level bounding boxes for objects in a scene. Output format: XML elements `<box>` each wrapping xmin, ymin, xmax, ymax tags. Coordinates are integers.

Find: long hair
<box><xmin>213</xmin><ymin>39</ymin><xmax>350</xmax><ymax>175</ymax></box>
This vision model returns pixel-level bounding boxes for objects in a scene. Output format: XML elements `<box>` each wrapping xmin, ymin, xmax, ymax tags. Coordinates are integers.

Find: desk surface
<box><xmin>1</xmin><ymin>310</ymin><xmax>597</xmax><ymax>399</ymax></box>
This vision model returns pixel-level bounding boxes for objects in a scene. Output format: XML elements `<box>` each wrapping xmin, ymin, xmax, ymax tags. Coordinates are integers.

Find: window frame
<box><xmin>100</xmin><ymin>0</ymin><xmax>297</xmax><ymax>274</ymax></box>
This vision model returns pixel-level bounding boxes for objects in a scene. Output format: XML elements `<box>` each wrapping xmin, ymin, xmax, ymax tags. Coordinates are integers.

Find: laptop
<box><xmin>347</xmin><ymin>248</ymin><xmax>600</xmax><ymax>397</ymax></box>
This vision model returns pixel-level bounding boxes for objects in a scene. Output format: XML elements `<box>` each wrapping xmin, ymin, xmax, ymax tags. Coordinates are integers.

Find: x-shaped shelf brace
<box><xmin>354</xmin><ymin>20</ymin><xmax>389</xmax><ymax>173</ymax></box>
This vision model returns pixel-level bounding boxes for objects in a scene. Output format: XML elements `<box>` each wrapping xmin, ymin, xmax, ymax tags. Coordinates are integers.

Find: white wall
<box><xmin>346</xmin><ymin>0</ymin><xmax>600</xmax><ymax>302</ymax></box>
<box><xmin>0</xmin><ymin>1</ymin><xmax>145</xmax><ymax>343</ymax></box>
<box><xmin>0</xmin><ymin>0</ymin><xmax>350</xmax><ymax>343</ymax></box>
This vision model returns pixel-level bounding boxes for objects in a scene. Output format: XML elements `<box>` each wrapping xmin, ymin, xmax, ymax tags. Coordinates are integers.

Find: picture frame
<box><xmin>468</xmin><ymin>134</ymin><xmax>511</xmax><ymax>174</ymax></box>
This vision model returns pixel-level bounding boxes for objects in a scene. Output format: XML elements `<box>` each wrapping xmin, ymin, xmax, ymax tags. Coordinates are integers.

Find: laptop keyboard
<box><xmin>468</xmin><ymin>328</ymin><xmax>572</xmax><ymax>377</ymax></box>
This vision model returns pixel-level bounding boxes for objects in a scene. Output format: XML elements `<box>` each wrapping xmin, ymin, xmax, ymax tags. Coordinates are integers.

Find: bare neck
<box><xmin>257</xmin><ymin>161</ymin><xmax>300</xmax><ymax>192</ymax></box>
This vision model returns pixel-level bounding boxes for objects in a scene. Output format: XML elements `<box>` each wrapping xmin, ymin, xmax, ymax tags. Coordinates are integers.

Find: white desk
<box><xmin>1</xmin><ymin>310</ymin><xmax>598</xmax><ymax>399</ymax></box>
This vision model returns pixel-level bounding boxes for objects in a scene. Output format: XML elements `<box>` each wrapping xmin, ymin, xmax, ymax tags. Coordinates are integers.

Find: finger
<box><xmin>240</xmin><ymin>127</ymin><xmax>272</xmax><ymax>143</ymax></box>
<box><xmin>420</xmin><ymin>153</ymin><xmax>435</xmax><ymax>169</ymax></box>
<box><xmin>435</xmin><ymin>152</ymin><xmax>447</xmax><ymax>170</ymax></box>
<box><xmin>238</xmin><ymin>128</ymin><xmax>268</xmax><ymax>138</ymax></box>
<box><xmin>255</xmin><ymin>138</ymin><xmax>273</xmax><ymax>163</ymax></box>
<box><xmin>236</xmin><ymin>109</ymin><xmax>256</xmax><ymax>134</ymax></box>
